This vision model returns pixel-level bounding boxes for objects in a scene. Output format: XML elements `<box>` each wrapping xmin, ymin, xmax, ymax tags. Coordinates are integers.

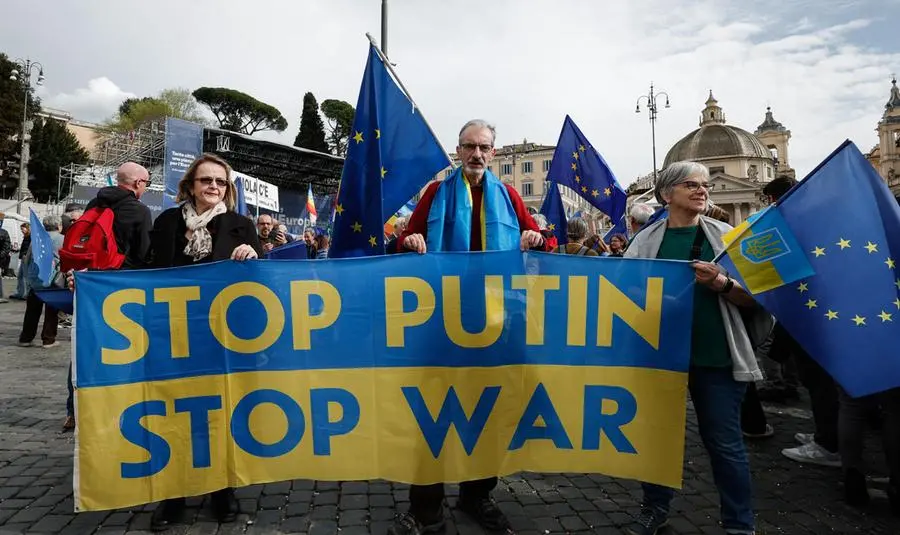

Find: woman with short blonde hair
<box><xmin>148</xmin><ymin>153</ymin><xmax>262</xmax><ymax>527</ymax></box>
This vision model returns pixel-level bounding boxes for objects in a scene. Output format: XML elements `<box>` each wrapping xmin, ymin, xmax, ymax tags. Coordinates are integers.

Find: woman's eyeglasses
<box><xmin>679</xmin><ymin>181</ymin><xmax>711</xmax><ymax>192</ymax></box>
<box><xmin>196</xmin><ymin>177</ymin><xmax>228</xmax><ymax>188</ymax></box>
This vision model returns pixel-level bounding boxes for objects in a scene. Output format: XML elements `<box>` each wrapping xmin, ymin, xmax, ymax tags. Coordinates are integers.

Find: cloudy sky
<box><xmin>1</xmin><ymin>0</ymin><xmax>898</xmax><ymax>185</ymax></box>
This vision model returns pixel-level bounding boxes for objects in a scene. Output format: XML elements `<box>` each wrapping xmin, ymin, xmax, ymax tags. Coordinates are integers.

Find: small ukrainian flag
<box><xmin>719</xmin><ymin>206</ymin><xmax>815</xmax><ymax>294</ymax></box>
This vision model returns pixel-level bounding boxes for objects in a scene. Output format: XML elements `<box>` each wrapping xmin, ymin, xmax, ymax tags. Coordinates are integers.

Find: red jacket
<box><xmin>398</xmin><ymin>180</ymin><xmax>557</xmax><ymax>252</ymax></box>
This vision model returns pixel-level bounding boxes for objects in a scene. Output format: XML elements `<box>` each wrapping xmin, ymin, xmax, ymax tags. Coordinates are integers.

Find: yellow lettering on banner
<box><xmin>154</xmin><ymin>287</ymin><xmax>201</xmax><ymax>358</ymax></box>
<box><xmin>443</xmin><ymin>276</ymin><xmax>504</xmax><ymax>348</ymax></box>
<box><xmin>567</xmin><ymin>276</ymin><xmax>588</xmax><ymax>346</ymax></box>
<box><xmin>511</xmin><ymin>275</ymin><xmax>560</xmax><ymax>345</ymax></box>
<box><xmin>101</xmin><ymin>289</ymin><xmax>150</xmax><ymax>365</ymax></box>
<box><xmin>385</xmin><ymin>277</ymin><xmax>435</xmax><ymax>347</ymax></box>
<box><xmin>597</xmin><ymin>276</ymin><xmax>663</xmax><ymax>349</ymax></box>
<box><xmin>291</xmin><ymin>281</ymin><xmax>341</xmax><ymax>350</ymax></box>
<box><xmin>210</xmin><ymin>282</ymin><xmax>284</xmax><ymax>353</ymax></box>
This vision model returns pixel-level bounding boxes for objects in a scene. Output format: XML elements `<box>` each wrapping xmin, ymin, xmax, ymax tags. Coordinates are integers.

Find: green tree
<box><xmin>294</xmin><ymin>92</ymin><xmax>329</xmax><ymax>153</ymax></box>
<box><xmin>158</xmin><ymin>88</ymin><xmax>206</xmax><ymax>123</ymax></box>
<box><xmin>193</xmin><ymin>87</ymin><xmax>287</xmax><ymax>135</ymax></box>
<box><xmin>320</xmin><ymin>99</ymin><xmax>355</xmax><ymax>157</ymax></box>
<box><xmin>107</xmin><ymin>88</ymin><xmax>207</xmax><ymax>132</ymax></box>
<box><xmin>118</xmin><ymin>96</ymin><xmax>157</xmax><ymax>117</ymax></box>
<box><xmin>27</xmin><ymin>118</ymin><xmax>89</xmax><ymax>202</ymax></box>
<box><xmin>0</xmin><ymin>53</ymin><xmax>41</xmax><ymax>191</ymax></box>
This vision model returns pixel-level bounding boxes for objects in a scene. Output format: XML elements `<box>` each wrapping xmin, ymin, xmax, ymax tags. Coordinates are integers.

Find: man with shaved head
<box><xmin>83</xmin><ymin>161</ymin><xmax>153</xmax><ymax>269</ymax></box>
<box><xmin>61</xmin><ymin>162</ymin><xmax>154</xmax><ymax>433</ymax></box>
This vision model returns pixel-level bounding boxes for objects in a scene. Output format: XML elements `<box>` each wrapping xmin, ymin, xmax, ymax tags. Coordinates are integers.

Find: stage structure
<box><xmin>58</xmin><ymin>118</ymin><xmax>344</xmax><ymax>233</ymax></box>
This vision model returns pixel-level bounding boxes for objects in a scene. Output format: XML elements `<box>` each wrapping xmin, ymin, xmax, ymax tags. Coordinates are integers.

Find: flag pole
<box><xmin>365</xmin><ymin>33</ymin><xmax>456</xmax><ymax>169</ymax></box>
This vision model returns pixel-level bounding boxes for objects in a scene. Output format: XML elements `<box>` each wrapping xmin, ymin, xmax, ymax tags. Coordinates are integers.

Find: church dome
<box><xmin>664</xmin><ymin>92</ymin><xmax>772</xmax><ymax>168</ymax></box>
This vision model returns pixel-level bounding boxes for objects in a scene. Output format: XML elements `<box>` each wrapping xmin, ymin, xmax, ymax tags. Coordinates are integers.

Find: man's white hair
<box><xmin>629</xmin><ymin>202</ymin><xmax>655</xmax><ymax>224</ymax></box>
<box><xmin>458</xmin><ymin>119</ymin><xmax>496</xmax><ymax>145</ymax></box>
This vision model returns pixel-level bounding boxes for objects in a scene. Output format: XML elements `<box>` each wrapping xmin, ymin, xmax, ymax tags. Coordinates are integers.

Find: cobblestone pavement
<box><xmin>1</xmin><ymin>286</ymin><xmax>898</xmax><ymax>534</ymax></box>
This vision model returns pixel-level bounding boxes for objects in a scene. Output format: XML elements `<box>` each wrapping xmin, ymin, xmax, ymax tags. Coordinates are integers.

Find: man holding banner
<box><xmin>391</xmin><ymin>120</ymin><xmax>555</xmax><ymax>535</ymax></box>
<box><xmin>399</xmin><ymin>120</ymin><xmax>554</xmax><ymax>256</ymax></box>
<box><xmin>624</xmin><ymin>162</ymin><xmax>764</xmax><ymax>535</ymax></box>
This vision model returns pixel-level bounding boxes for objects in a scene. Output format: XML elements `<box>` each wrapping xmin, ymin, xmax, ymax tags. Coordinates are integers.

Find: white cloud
<box><xmin>3</xmin><ymin>0</ymin><xmax>897</xmax><ymax>186</ymax></box>
<box><xmin>40</xmin><ymin>77</ymin><xmax>135</xmax><ymax>124</ymax></box>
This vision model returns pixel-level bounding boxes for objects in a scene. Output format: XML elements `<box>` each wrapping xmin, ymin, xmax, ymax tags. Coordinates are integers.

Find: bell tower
<box><xmin>700</xmin><ymin>91</ymin><xmax>726</xmax><ymax>126</ymax></box>
<box><xmin>755</xmin><ymin>107</ymin><xmax>794</xmax><ymax>178</ymax></box>
<box><xmin>878</xmin><ymin>76</ymin><xmax>900</xmax><ymax>191</ymax></box>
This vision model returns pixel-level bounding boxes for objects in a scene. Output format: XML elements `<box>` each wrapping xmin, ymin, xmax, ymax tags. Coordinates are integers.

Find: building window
<box><xmin>501</xmin><ymin>163</ymin><xmax>513</xmax><ymax>175</ymax></box>
<box><xmin>522</xmin><ymin>161</ymin><xmax>533</xmax><ymax>174</ymax></box>
<box><xmin>543</xmin><ymin>159</ymin><xmax>552</xmax><ymax>172</ymax></box>
<box><xmin>767</xmin><ymin>166</ymin><xmax>772</xmax><ymax>178</ymax></box>
<box><xmin>709</xmin><ymin>166</ymin><xmax>725</xmax><ymax>174</ymax></box>
<box><xmin>721</xmin><ymin>184</ymin><xmax>727</xmax><ymax>190</ymax></box>
<box><xmin>522</xmin><ymin>182</ymin><xmax>534</xmax><ymax>197</ymax></box>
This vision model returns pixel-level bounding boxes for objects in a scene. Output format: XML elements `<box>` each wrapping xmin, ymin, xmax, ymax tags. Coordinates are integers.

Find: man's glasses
<box><xmin>459</xmin><ymin>143</ymin><xmax>493</xmax><ymax>153</ymax></box>
<box><xmin>679</xmin><ymin>181</ymin><xmax>711</xmax><ymax>192</ymax></box>
<box><xmin>196</xmin><ymin>177</ymin><xmax>229</xmax><ymax>188</ymax></box>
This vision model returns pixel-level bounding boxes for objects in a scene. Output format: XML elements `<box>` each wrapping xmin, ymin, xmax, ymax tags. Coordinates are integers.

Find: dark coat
<box><xmin>149</xmin><ymin>207</ymin><xmax>263</xmax><ymax>268</ymax></box>
<box><xmin>86</xmin><ymin>186</ymin><xmax>152</xmax><ymax>269</ymax></box>
<box><xmin>0</xmin><ymin>227</ymin><xmax>11</xmax><ymax>261</ymax></box>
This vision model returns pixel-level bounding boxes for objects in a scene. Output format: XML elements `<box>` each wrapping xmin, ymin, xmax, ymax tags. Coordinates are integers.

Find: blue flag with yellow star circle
<box><xmin>545</xmin><ymin>115</ymin><xmax>627</xmax><ymax>223</ymax></box>
<box><xmin>721</xmin><ymin>140</ymin><xmax>900</xmax><ymax>397</ymax></box>
<box><xmin>329</xmin><ymin>44</ymin><xmax>450</xmax><ymax>258</ymax></box>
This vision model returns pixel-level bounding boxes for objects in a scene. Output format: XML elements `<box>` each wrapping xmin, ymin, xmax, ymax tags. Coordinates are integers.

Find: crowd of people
<box><xmin>7</xmin><ymin>118</ymin><xmax>899</xmax><ymax>535</ymax></box>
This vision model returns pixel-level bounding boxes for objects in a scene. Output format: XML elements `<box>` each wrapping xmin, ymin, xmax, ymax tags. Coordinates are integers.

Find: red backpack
<box><xmin>59</xmin><ymin>206</ymin><xmax>125</xmax><ymax>272</ymax></box>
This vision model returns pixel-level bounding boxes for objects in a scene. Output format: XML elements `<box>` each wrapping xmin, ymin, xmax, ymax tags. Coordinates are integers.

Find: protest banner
<box><xmin>73</xmin><ymin>251</ymin><xmax>693</xmax><ymax>511</ymax></box>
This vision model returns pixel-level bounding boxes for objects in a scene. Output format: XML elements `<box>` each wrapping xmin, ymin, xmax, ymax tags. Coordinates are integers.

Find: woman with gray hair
<box><xmin>552</xmin><ymin>217</ymin><xmax>598</xmax><ymax>256</ymax></box>
<box><xmin>624</xmin><ymin>161</ymin><xmax>764</xmax><ymax>535</ymax></box>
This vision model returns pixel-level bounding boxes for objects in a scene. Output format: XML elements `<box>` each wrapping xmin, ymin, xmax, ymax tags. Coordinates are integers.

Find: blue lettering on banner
<box><xmin>119</xmin><ymin>401</ymin><xmax>171</xmax><ymax>479</ymax></box>
<box><xmin>310</xmin><ymin>388</ymin><xmax>361</xmax><ymax>456</ymax></box>
<box><xmin>402</xmin><ymin>386</ymin><xmax>501</xmax><ymax>458</ymax></box>
<box><xmin>508</xmin><ymin>383</ymin><xmax>573</xmax><ymax>451</ymax></box>
<box><xmin>582</xmin><ymin>385</ymin><xmax>638</xmax><ymax>453</ymax></box>
<box><xmin>174</xmin><ymin>396</ymin><xmax>223</xmax><ymax>469</ymax></box>
<box><xmin>231</xmin><ymin>390</ymin><xmax>305</xmax><ymax>458</ymax></box>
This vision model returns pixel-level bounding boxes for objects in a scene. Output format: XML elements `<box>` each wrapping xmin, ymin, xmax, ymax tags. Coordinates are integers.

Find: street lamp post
<box><xmin>635</xmin><ymin>82</ymin><xmax>670</xmax><ymax>186</ymax></box>
<box><xmin>9</xmin><ymin>58</ymin><xmax>45</xmax><ymax>214</ymax></box>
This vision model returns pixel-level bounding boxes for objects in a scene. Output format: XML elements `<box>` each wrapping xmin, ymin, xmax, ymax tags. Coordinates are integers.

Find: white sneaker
<box><xmin>794</xmin><ymin>432</ymin><xmax>815</xmax><ymax>445</ymax></box>
<box><xmin>16</xmin><ymin>341</ymin><xmax>34</xmax><ymax>347</ymax></box>
<box><xmin>42</xmin><ymin>341</ymin><xmax>60</xmax><ymax>349</ymax></box>
<box><xmin>782</xmin><ymin>442</ymin><xmax>841</xmax><ymax>467</ymax></box>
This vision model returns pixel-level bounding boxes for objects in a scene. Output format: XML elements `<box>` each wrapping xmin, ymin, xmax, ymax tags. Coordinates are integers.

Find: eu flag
<box><xmin>234</xmin><ymin>175</ymin><xmax>249</xmax><ymax>217</ymax></box>
<box><xmin>546</xmin><ymin>115</ymin><xmax>627</xmax><ymax>223</ymax></box>
<box><xmin>727</xmin><ymin>141</ymin><xmax>900</xmax><ymax>396</ymax></box>
<box><xmin>29</xmin><ymin>209</ymin><xmax>56</xmax><ymax>287</ymax></box>
<box><xmin>540</xmin><ymin>181</ymin><xmax>567</xmax><ymax>246</ymax></box>
<box><xmin>330</xmin><ymin>44</ymin><xmax>449</xmax><ymax>259</ymax></box>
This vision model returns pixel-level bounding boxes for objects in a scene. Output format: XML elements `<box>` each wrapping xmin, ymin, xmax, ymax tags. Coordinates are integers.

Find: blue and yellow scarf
<box><xmin>426</xmin><ymin>168</ymin><xmax>520</xmax><ymax>252</ymax></box>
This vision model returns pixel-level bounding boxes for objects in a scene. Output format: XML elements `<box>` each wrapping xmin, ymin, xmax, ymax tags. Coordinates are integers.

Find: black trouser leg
<box><xmin>409</xmin><ymin>484</ymin><xmax>445</xmax><ymax>522</ymax></box>
<box><xmin>458</xmin><ymin>477</ymin><xmax>498</xmax><ymax>502</ymax></box>
<box><xmin>41</xmin><ymin>302</ymin><xmax>58</xmax><ymax>344</ymax></box>
<box><xmin>795</xmin><ymin>351</ymin><xmax>840</xmax><ymax>452</ymax></box>
<box><xmin>19</xmin><ymin>290</ymin><xmax>43</xmax><ymax>343</ymax></box>
<box><xmin>740</xmin><ymin>383</ymin><xmax>768</xmax><ymax>434</ymax></box>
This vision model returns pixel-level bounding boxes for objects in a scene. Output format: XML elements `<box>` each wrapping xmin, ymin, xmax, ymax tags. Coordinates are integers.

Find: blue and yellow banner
<box><xmin>72</xmin><ymin>252</ymin><xmax>694</xmax><ymax>511</ymax></box>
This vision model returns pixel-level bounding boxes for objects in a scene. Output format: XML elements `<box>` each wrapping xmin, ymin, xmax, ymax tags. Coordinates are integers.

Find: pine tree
<box><xmin>28</xmin><ymin>118</ymin><xmax>89</xmax><ymax>202</ymax></box>
<box><xmin>294</xmin><ymin>92</ymin><xmax>329</xmax><ymax>153</ymax></box>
